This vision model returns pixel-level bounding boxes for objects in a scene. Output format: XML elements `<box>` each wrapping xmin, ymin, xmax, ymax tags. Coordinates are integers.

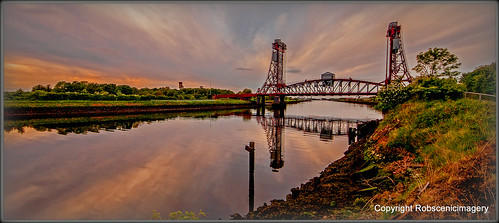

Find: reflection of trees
<box><xmin>4</xmin><ymin>109</ymin><xmax>251</xmax><ymax>135</ymax></box>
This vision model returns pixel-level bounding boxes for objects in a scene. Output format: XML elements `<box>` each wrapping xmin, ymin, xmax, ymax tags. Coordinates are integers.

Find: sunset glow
<box><xmin>2</xmin><ymin>2</ymin><xmax>497</xmax><ymax>91</ymax></box>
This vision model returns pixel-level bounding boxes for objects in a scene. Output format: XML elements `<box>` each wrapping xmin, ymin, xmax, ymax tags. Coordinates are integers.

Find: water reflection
<box><xmin>3</xmin><ymin>109</ymin><xmax>252</xmax><ymax>135</ymax></box>
<box><xmin>256</xmin><ymin>107</ymin><xmax>370</xmax><ymax>173</ymax></box>
<box><xmin>3</xmin><ymin>101</ymin><xmax>382</xmax><ymax>220</ymax></box>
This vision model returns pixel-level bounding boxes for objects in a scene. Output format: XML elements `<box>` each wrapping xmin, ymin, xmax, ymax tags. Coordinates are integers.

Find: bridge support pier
<box><xmin>257</xmin><ymin>95</ymin><xmax>266</xmax><ymax>106</ymax></box>
<box><xmin>272</xmin><ymin>95</ymin><xmax>285</xmax><ymax>105</ymax></box>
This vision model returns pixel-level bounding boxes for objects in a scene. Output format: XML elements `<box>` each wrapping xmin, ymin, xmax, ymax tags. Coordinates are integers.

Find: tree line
<box><xmin>375</xmin><ymin>47</ymin><xmax>496</xmax><ymax>112</ymax></box>
<box><xmin>5</xmin><ymin>81</ymin><xmax>236</xmax><ymax>101</ymax></box>
<box><xmin>4</xmin><ymin>48</ymin><xmax>495</xmax><ymax>101</ymax></box>
<box><xmin>411</xmin><ymin>47</ymin><xmax>495</xmax><ymax>95</ymax></box>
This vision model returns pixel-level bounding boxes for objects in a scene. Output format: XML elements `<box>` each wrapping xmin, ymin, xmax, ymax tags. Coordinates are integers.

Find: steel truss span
<box><xmin>214</xmin><ymin>22</ymin><xmax>413</xmax><ymax>100</ymax></box>
<box><xmin>282</xmin><ymin>78</ymin><xmax>382</xmax><ymax>96</ymax></box>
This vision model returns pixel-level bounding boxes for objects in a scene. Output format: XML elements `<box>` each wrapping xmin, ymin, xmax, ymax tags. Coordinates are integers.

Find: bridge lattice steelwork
<box><xmin>214</xmin><ymin>22</ymin><xmax>413</xmax><ymax>101</ymax></box>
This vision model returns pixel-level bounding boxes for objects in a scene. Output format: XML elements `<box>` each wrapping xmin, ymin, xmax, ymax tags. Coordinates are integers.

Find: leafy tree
<box><xmin>70</xmin><ymin>81</ymin><xmax>86</xmax><ymax>92</ymax></box>
<box><xmin>102</xmin><ymin>84</ymin><xmax>117</xmax><ymax>95</ymax></box>
<box><xmin>32</xmin><ymin>84</ymin><xmax>51</xmax><ymax>92</ymax></box>
<box><xmin>238</xmin><ymin>88</ymin><xmax>252</xmax><ymax>94</ymax></box>
<box><xmin>460</xmin><ymin>62</ymin><xmax>496</xmax><ymax>95</ymax></box>
<box><xmin>53</xmin><ymin>81</ymin><xmax>69</xmax><ymax>92</ymax></box>
<box><xmin>86</xmin><ymin>83</ymin><xmax>101</xmax><ymax>94</ymax></box>
<box><xmin>117</xmin><ymin>85</ymin><xmax>134</xmax><ymax>95</ymax></box>
<box><xmin>412</xmin><ymin>47</ymin><xmax>461</xmax><ymax>78</ymax></box>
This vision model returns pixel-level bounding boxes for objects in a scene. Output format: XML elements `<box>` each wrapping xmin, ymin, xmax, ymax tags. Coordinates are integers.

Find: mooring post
<box><xmin>348</xmin><ymin>127</ymin><xmax>357</xmax><ymax>145</ymax></box>
<box><xmin>245</xmin><ymin>142</ymin><xmax>255</xmax><ymax>212</ymax></box>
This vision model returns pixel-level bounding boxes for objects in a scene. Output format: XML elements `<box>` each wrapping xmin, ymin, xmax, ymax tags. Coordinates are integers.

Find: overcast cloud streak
<box><xmin>2</xmin><ymin>2</ymin><xmax>496</xmax><ymax>91</ymax></box>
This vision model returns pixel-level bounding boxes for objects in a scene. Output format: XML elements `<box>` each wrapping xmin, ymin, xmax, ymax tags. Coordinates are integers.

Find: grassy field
<box><xmin>4</xmin><ymin>99</ymin><xmax>251</xmax><ymax>108</ymax></box>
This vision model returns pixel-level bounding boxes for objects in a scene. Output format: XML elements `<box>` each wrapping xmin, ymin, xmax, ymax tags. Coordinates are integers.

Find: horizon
<box><xmin>2</xmin><ymin>1</ymin><xmax>497</xmax><ymax>92</ymax></box>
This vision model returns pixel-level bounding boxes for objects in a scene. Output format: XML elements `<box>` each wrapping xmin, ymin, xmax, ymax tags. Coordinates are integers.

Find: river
<box><xmin>3</xmin><ymin>100</ymin><xmax>382</xmax><ymax>220</ymax></box>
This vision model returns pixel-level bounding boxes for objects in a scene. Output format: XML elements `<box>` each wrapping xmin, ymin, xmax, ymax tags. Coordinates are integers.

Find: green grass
<box><xmin>4</xmin><ymin>99</ymin><xmax>251</xmax><ymax>108</ymax></box>
<box><xmin>368</xmin><ymin>98</ymin><xmax>495</xmax><ymax>167</ymax></box>
<box><xmin>360</xmin><ymin>97</ymin><xmax>496</xmax><ymax>219</ymax></box>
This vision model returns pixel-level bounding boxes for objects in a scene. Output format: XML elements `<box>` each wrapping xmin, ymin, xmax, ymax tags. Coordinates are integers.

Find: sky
<box><xmin>2</xmin><ymin>1</ymin><xmax>497</xmax><ymax>92</ymax></box>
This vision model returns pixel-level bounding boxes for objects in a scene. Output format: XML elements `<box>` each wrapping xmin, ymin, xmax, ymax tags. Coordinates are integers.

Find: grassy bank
<box><xmin>4</xmin><ymin>99</ymin><xmax>251</xmax><ymax>108</ymax></box>
<box><xmin>4</xmin><ymin>99</ymin><xmax>255</xmax><ymax>118</ymax></box>
<box><xmin>363</xmin><ymin>98</ymin><xmax>495</xmax><ymax>220</ymax></box>
<box><xmin>243</xmin><ymin>97</ymin><xmax>496</xmax><ymax>220</ymax></box>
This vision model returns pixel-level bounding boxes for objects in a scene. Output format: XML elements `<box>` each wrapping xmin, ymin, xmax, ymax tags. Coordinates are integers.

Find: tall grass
<box><xmin>372</xmin><ymin>98</ymin><xmax>495</xmax><ymax>168</ymax></box>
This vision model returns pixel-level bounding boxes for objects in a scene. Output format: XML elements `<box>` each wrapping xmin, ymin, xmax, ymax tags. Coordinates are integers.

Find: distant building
<box><xmin>321</xmin><ymin>72</ymin><xmax>335</xmax><ymax>80</ymax></box>
<box><xmin>179</xmin><ymin>82</ymin><xmax>184</xmax><ymax>89</ymax></box>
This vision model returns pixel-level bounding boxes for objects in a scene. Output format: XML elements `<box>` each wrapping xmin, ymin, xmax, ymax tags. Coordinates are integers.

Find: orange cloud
<box><xmin>3</xmin><ymin>55</ymin><xmax>187</xmax><ymax>90</ymax></box>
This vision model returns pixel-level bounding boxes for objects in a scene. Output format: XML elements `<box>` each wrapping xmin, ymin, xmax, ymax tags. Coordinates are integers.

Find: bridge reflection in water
<box><xmin>245</xmin><ymin>108</ymin><xmax>370</xmax><ymax>212</ymax></box>
<box><xmin>256</xmin><ymin>108</ymin><xmax>369</xmax><ymax>172</ymax></box>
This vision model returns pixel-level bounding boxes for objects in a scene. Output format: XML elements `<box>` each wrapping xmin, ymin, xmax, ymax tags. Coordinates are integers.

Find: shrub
<box><xmin>374</xmin><ymin>81</ymin><xmax>411</xmax><ymax>112</ymax></box>
<box><xmin>409</xmin><ymin>76</ymin><xmax>465</xmax><ymax>101</ymax></box>
<box><xmin>460</xmin><ymin>62</ymin><xmax>496</xmax><ymax>95</ymax></box>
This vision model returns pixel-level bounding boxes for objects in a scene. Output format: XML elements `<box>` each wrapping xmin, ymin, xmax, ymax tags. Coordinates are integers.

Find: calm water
<box><xmin>3</xmin><ymin>100</ymin><xmax>382</xmax><ymax>220</ymax></box>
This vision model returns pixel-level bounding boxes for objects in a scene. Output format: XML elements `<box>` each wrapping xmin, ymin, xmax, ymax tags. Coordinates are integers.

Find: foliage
<box><xmin>300</xmin><ymin>211</ymin><xmax>316</xmax><ymax>219</ymax></box>
<box><xmin>362</xmin><ymin>97</ymin><xmax>495</xmax><ymax>220</ymax></box>
<box><xmin>460</xmin><ymin>62</ymin><xmax>496</xmax><ymax>95</ymax></box>
<box><xmin>5</xmin><ymin>80</ymin><xmax>236</xmax><ymax>101</ymax></box>
<box><xmin>238</xmin><ymin>88</ymin><xmax>252</xmax><ymax>94</ymax></box>
<box><xmin>374</xmin><ymin>81</ymin><xmax>411</xmax><ymax>113</ymax></box>
<box><xmin>374</xmin><ymin>76</ymin><xmax>465</xmax><ymax>113</ymax></box>
<box><xmin>32</xmin><ymin>84</ymin><xmax>51</xmax><ymax>92</ymax></box>
<box><xmin>409</xmin><ymin>76</ymin><xmax>465</xmax><ymax>101</ymax></box>
<box><xmin>412</xmin><ymin>47</ymin><xmax>461</xmax><ymax>78</ymax></box>
<box><xmin>152</xmin><ymin>209</ymin><xmax>206</xmax><ymax>220</ymax></box>
<box><xmin>365</xmin><ymin>98</ymin><xmax>495</xmax><ymax>168</ymax></box>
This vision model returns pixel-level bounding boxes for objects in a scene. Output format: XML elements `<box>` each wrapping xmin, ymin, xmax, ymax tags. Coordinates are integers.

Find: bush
<box><xmin>375</xmin><ymin>76</ymin><xmax>466</xmax><ymax>113</ymax></box>
<box><xmin>460</xmin><ymin>62</ymin><xmax>496</xmax><ymax>95</ymax></box>
<box><xmin>374</xmin><ymin>82</ymin><xmax>411</xmax><ymax>113</ymax></box>
<box><xmin>409</xmin><ymin>76</ymin><xmax>465</xmax><ymax>101</ymax></box>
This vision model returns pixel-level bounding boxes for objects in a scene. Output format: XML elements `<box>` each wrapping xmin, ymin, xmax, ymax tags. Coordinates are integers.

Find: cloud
<box><xmin>287</xmin><ymin>69</ymin><xmax>302</xmax><ymax>74</ymax></box>
<box><xmin>235</xmin><ymin>67</ymin><xmax>253</xmax><ymax>71</ymax></box>
<box><xmin>2</xmin><ymin>2</ymin><xmax>496</xmax><ymax>91</ymax></box>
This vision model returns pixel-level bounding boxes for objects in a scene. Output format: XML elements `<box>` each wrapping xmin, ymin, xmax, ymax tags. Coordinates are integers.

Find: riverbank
<box><xmin>4</xmin><ymin>99</ymin><xmax>308</xmax><ymax>119</ymax></box>
<box><xmin>236</xmin><ymin>98</ymin><xmax>496</xmax><ymax>220</ymax></box>
<box><xmin>4</xmin><ymin>99</ymin><xmax>255</xmax><ymax>119</ymax></box>
<box><xmin>328</xmin><ymin>97</ymin><xmax>377</xmax><ymax>105</ymax></box>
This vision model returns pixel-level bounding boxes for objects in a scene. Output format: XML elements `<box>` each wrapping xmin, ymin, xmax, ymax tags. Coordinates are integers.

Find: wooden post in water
<box><xmin>245</xmin><ymin>142</ymin><xmax>255</xmax><ymax>212</ymax></box>
<box><xmin>348</xmin><ymin>127</ymin><xmax>357</xmax><ymax>145</ymax></box>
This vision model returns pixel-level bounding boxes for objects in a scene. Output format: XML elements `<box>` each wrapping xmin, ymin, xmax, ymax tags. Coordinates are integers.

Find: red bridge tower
<box><xmin>257</xmin><ymin>39</ymin><xmax>287</xmax><ymax>104</ymax></box>
<box><xmin>386</xmin><ymin>21</ymin><xmax>412</xmax><ymax>85</ymax></box>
